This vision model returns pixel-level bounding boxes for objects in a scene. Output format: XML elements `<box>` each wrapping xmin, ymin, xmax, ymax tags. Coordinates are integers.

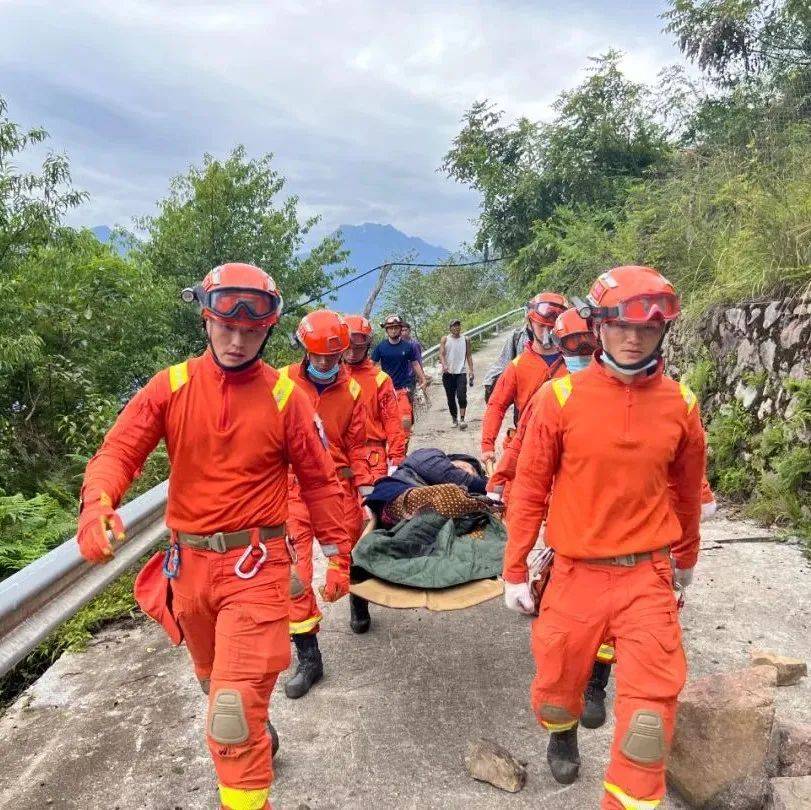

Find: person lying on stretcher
<box><xmin>363</xmin><ymin>447</ymin><xmax>501</xmax><ymax>528</ymax></box>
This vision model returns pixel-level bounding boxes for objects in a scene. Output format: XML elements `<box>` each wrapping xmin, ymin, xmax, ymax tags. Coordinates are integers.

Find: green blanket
<box><xmin>351</xmin><ymin>511</ymin><xmax>506</xmax><ymax>589</ymax></box>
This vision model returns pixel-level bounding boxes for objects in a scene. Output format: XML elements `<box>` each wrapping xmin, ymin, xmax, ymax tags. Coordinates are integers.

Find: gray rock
<box><xmin>735</xmin><ymin>339</ymin><xmax>759</xmax><ymax>374</ymax></box>
<box><xmin>763</xmin><ymin>301</ymin><xmax>782</xmax><ymax>329</ymax></box>
<box><xmin>668</xmin><ymin>666</ymin><xmax>777</xmax><ymax>808</ymax></box>
<box><xmin>748</xmin><ymin>306</ymin><xmax>763</xmax><ymax>326</ymax></box>
<box><xmin>780</xmin><ymin>320</ymin><xmax>806</xmax><ymax>350</ymax></box>
<box><xmin>735</xmin><ymin>380</ymin><xmax>759</xmax><ymax>409</ymax></box>
<box><xmin>758</xmin><ymin>398</ymin><xmax>774</xmax><ymax>421</ymax></box>
<box><xmin>464</xmin><ymin>739</ymin><xmax>527</xmax><ymax>793</ymax></box>
<box><xmin>726</xmin><ymin>308</ymin><xmax>748</xmax><ymax>331</ymax></box>
<box><xmin>779</xmin><ymin>723</ymin><xmax>811</xmax><ymax>777</ymax></box>
<box><xmin>768</xmin><ymin>776</ymin><xmax>811</xmax><ymax>809</ymax></box>
<box><xmin>702</xmin><ymin>774</ymin><xmax>771</xmax><ymax>809</ymax></box>
<box><xmin>760</xmin><ymin>339</ymin><xmax>777</xmax><ymax>370</ymax></box>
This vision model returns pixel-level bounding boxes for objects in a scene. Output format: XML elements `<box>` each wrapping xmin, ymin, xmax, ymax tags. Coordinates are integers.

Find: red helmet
<box><xmin>296</xmin><ymin>310</ymin><xmax>350</xmax><ymax>355</ymax></box>
<box><xmin>586</xmin><ymin>266</ymin><xmax>680</xmax><ymax>323</ymax></box>
<box><xmin>526</xmin><ymin>292</ymin><xmax>568</xmax><ymax>327</ymax></box>
<box><xmin>552</xmin><ymin>308</ymin><xmax>599</xmax><ymax>355</ymax></box>
<box><xmin>344</xmin><ymin>314</ymin><xmax>373</xmax><ymax>346</ymax></box>
<box><xmin>186</xmin><ymin>263</ymin><xmax>283</xmax><ymax>328</ymax></box>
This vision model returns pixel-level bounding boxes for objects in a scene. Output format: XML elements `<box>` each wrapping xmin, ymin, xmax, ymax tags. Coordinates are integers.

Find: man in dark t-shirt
<box><xmin>372</xmin><ymin>314</ymin><xmax>427</xmax><ymax>447</ymax></box>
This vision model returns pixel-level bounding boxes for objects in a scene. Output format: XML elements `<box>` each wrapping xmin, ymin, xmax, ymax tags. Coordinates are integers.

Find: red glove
<box><xmin>77</xmin><ymin>492</ymin><xmax>125</xmax><ymax>563</ymax></box>
<box><xmin>320</xmin><ymin>553</ymin><xmax>350</xmax><ymax>602</ymax></box>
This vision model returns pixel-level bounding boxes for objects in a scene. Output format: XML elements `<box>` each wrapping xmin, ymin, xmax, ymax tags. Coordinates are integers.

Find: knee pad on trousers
<box><xmin>621</xmin><ymin>709</ymin><xmax>665</xmax><ymax>765</ymax></box>
<box><xmin>538</xmin><ymin>703</ymin><xmax>578</xmax><ymax>731</ymax></box>
<box><xmin>208</xmin><ymin>688</ymin><xmax>249</xmax><ymax>745</ymax></box>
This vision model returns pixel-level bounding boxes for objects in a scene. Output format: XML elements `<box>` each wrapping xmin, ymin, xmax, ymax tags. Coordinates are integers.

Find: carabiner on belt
<box><xmin>234</xmin><ymin>541</ymin><xmax>268</xmax><ymax>580</ymax></box>
<box><xmin>163</xmin><ymin>543</ymin><xmax>181</xmax><ymax>579</ymax></box>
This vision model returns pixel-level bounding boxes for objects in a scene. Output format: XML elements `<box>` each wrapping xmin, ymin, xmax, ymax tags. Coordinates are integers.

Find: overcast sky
<box><xmin>1</xmin><ymin>0</ymin><xmax>680</xmax><ymax>250</ymax></box>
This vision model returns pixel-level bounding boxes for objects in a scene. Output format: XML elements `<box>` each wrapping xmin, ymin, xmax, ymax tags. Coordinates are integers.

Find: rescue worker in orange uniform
<box><xmin>481</xmin><ymin>292</ymin><xmax>568</xmax><ymax>467</ymax></box>
<box><xmin>77</xmin><ymin>263</ymin><xmax>352</xmax><ymax>810</ymax></box>
<box><xmin>343</xmin><ymin>314</ymin><xmax>408</xmax><ymax>477</ymax></box>
<box><xmin>281</xmin><ymin>310</ymin><xmax>372</xmax><ymax>697</ymax></box>
<box><xmin>503</xmin><ymin>266</ymin><xmax>705</xmax><ymax>808</ymax></box>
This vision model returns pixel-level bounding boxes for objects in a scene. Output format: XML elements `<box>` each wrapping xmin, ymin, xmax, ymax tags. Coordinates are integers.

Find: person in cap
<box><xmin>438</xmin><ymin>319</ymin><xmax>474</xmax><ymax>429</ymax></box>
<box><xmin>371</xmin><ymin>314</ymin><xmax>427</xmax><ymax>449</ymax></box>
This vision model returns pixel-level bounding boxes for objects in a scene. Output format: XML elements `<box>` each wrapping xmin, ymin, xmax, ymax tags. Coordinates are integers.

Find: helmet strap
<box><xmin>598</xmin><ymin>322</ymin><xmax>669</xmax><ymax>376</ymax></box>
<box><xmin>344</xmin><ymin>345</ymin><xmax>370</xmax><ymax>365</ymax></box>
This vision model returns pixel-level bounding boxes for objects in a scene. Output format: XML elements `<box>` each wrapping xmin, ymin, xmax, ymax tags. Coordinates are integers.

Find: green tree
<box><xmin>136</xmin><ymin>146</ymin><xmax>348</xmax><ymax>360</ymax></box>
<box><xmin>0</xmin><ymin>95</ymin><xmax>86</xmax><ymax>268</ymax></box>
<box><xmin>443</xmin><ymin>53</ymin><xmax>671</xmax><ymax>275</ymax></box>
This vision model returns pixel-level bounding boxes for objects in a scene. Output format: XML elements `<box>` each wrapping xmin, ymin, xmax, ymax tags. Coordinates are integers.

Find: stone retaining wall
<box><xmin>665</xmin><ymin>293</ymin><xmax>811</xmax><ymax>423</ymax></box>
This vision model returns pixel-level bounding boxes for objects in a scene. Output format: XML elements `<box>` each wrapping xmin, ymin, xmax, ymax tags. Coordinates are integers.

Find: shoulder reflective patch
<box><xmin>551</xmin><ymin>374</ymin><xmax>573</xmax><ymax>408</ymax></box>
<box><xmin>375</xmin><ymin>370</ymin><xmax>389</xmax><ymax>388</ymax></box>
<box><xmin>272</xmin><ymin>371</ymin><xmax>295</xmax><ymax>412</ymax></box>
<box><xmin>313</xmin><ymin>413</ymin><xmax>328</xmax><ymax>448</ymax></box>
<box><xmin>679</xmin><ymin>381</ymin><xmax>697</xmax><ymax>414</ymax></box>
<box><xmin>349</xmin><ymin>377</ymin><xmax>362</xmax><ymax>400</ymax></box>
<box><xmin>511</xmin><ymin>356</ymin><xmax>521</xmax><ymax>367</ymax></box>
<box><xmin>168</xmin><ymin>361</ymin><xmax>189</xmax><ymax>392</ymax></box>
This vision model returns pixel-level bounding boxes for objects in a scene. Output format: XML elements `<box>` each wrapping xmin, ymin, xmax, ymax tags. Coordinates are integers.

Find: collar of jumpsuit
<box><xmin>202</xmin><ymin>347</ymin><xmax>263</xmax><ymax>383</ymax></box>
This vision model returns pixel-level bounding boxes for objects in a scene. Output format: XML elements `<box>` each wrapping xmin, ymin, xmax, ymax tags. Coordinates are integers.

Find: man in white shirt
<box><xmin>438</xmin><ymin>319</ymin><xmax>474</xmax><ymax>429</ymax></box>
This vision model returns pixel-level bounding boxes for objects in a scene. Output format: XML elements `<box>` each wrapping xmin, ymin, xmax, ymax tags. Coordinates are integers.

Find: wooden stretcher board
<box><xmin>349</xmin><ymin>577</ymin><xmax>504</xmax><ymax>611</ymax></box>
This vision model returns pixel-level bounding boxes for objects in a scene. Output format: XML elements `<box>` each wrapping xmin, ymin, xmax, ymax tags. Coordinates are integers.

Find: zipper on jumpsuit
<box><xmin>624</xmin><ymin>386</ymin><xmax>632</xmax><ymax>438</ymax></box>
<box><xmin>218</xmin><ymin>374</ymin><xmax>230</xmax><ymax>432</ymax></box>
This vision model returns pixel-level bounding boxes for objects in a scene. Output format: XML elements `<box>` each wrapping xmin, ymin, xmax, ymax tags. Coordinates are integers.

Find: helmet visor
<box><xmin>557</xmin><ymin>331</ymin><xmax>599</xmax><ymax>355</ymax></box>
<box><xmin>209</xmin><ymin>287</ymin><xmax>280</xmax><ymax>320</ymax></box>
<box><xmin>527</xmin><ymin>300</ymin><xmax>566</xmax><ymax>320</ymax></box>
<box><xmin>612</xmin><ymin>293</ymin><xmax>680</xmax><ymax>323</ymax></box>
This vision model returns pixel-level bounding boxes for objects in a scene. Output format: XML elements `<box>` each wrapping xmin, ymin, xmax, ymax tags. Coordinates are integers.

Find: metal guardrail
<box><xmin>0</xmin><ymin>305</ymin><xmax>523</xmax><ymax>679</ymax></box>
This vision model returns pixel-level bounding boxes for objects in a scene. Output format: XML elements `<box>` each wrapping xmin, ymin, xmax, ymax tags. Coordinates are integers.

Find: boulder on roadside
<box><xmin>464</xmin><ymin>738</ymin><xmax>527</xmax><ymax>793</ymax></box>
<box><xmin>750</xmin><ymin>651</ymin><xmax>808</xmax><ymax>687</ymax></box>
<box><xmin>779</xmin><ymin>723</ymin><xmax>811</xmax><ymax>777</ymax></box>
<box><xmin>768</xmin><ymin>776</ymin><xmax>811</xmax><ymax>810</ymax></box>
<box><xmin>668</xmin><ymin>666</ymin><xmax>778</xmax><ymax>808</ymax></box>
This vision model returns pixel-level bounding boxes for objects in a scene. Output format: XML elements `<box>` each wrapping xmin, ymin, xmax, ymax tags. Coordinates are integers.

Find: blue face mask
<box><xmin>307</xmin><ymin>361</ymin><xmax>339</xmax><ymax>382</ymax></box>
<box><xmin>564</xmin><ymin>355</ymin><xmax>591</xmax><ymax>373</ymax></box>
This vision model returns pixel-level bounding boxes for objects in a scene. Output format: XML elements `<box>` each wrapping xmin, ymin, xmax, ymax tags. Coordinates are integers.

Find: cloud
<box><xmin>0</xmin><ymin>0</ymin><xmax>679</xmax><ymax>250</ymax></box>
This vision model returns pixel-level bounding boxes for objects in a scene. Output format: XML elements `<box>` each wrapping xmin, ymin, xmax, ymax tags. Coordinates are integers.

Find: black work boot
<box><xmin>266</xmin><ymin>720</ymin><xmax>279</xmax><ymax>758</ymax></box>
<box><xmin>284</xmin><ymin>634</ymin><xmax>323</xmax><ymax>699</ymax></box>
<box><xmin>581</xmin><ymin>661</ymin><xmax>612</xmax><ymax>729</ymax></box>
<box><xmin>349</xmin><ymin>593</ymin><xmax>371</xmax><ymax>634</ymax></box>
<box><xmin>547</xmin><ymin>725</ymin><xmax>581</xmax><ymax>784</ymax></box>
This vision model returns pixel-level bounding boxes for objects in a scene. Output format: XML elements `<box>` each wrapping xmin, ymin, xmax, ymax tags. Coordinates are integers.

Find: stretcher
<box><xmin>349</xmin><ymin>511</ymin><xmax>506</xmax><ymax>611</ymax></box>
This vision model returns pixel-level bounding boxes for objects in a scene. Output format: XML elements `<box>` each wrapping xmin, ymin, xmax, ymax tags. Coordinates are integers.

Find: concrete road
<box><xmin>0</xmin><ymin>329</ymin><xmax>808</xmax><ymax>809</ymax></box>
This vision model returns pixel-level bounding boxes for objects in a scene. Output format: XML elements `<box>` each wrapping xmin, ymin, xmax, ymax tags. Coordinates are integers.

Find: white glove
<box><xmin>674</xmin><ymin>567</ymin><xmax>694</xmax><ymax>591</ymax></box>
<box><xmin>387</xmin><ymin>464</ymin><xmax>398</xmax><ymax>476</ymax></box>
<box><xmin>486</xmin><ymin>490</ymin><xmax>503</xmax><ymax>503</ymax></box>
<box><xmin>503</xmin><ymin>581</ymin><xmax>535</xmax><ymax>615</ymax></box>
<box><xmin>358</xmin><ymin>485</ymin><xmax>374</xmax><ymax>497</ymax></box>
<box><xmin>701</xmin><ymin>500</ymin><xmax>717</xmax><ymax>520</ymax></box>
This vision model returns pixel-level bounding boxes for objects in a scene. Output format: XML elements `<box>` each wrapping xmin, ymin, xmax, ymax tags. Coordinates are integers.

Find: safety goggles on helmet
<box><xmin>555</xmin><ymin>330</ymin><xmax>599</xmax><ymax>355</ymax></box>
<box><xmin>527</xmin><ymin>299</ymin><xmax>567</xmax><ymax>321</ymax></box>
<box><xmin>573</xmin><ymin>292</ymin><xmax>680</xmax><ymax>324</ymax></box>
<box><xmin>184</xmin><ymin>285</ymin><xmax>282</xmax><ymax>322</ymax></box>
<box><xmin>349</xmin><ymin>332</ymin><xmax>372</xmax><ymax>347</ymax></box>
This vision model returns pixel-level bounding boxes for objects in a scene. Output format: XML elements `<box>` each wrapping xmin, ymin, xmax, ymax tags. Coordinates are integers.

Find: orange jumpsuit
<box><xmin>347</xmin><ymin>357</ymin><xmax>407</xmax><ymax>477</ymax></box>
<box><xmin>280</xmin><ymin>363</ymin><xmax>370</xmax><ymax>636</ymax></box>
<box><xmin>81</xmin><ymin>350</ymin><xmax>350</xmax><ymax>810</ymax></box>
<box><xmin>481</xmin><ymin>348</ymin><xmax>563</xmax><ymax>456</ymax></box>
<box><xmin>505</xmin><ymin>359</ymin><xmax>705</xmax><ymax>810</ymax></box>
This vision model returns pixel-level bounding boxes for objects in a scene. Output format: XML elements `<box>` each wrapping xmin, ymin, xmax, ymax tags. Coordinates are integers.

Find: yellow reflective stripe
<box><xmin>541</xmin><ymin>719</ymin><xmax>578</xmax><ymax>732</ymax></box>
<box><xmin>168</xmin><ymin>361</ymin><xmax>189</xmax><ymax>392</ymax></box>
<box><xmin>375</xmin><ymin>370</ymin><xmax>389</xmax><ymax>388</ymax></box>
<box><xmin>551</xmin><ymin>374</ymin><xmax>573</xmax><ymax>408</ymax></box>
<box><xmin>348</xmin><ymin>377</ymin><xmax>362</xmax><ymax>400</ymax></box>
<box><xmin>511</xmin><ymin>355</ymin><xmax>520</xmax><ymax>366</ymax></box>
<box><xmin>603</xmin><ymin>782</ymin><xmax>660</xmax><ymax>809</ymax></box>
<box><xmin>679</xmin><ymin>381</ymin><xmax>697</xmax><ymax>413</ymax></box>
<box><xmin>597</xmin><ymin>643</ymin><xmax>616</xmax><ymax>662</ymax></box>
<box><xmin>218</xmin><ymin>784</ymin><xmax>269</xmax><ymax>810</ymax></box>
<box><xmin>272</xmin><ymin>368</ymin><xmax>295</xmax><ymax>413</ymax></box>
<box><xmin>289</xmin><ymin>613</ymin><xmax>323</xmax><ymax>634</ymax></box>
